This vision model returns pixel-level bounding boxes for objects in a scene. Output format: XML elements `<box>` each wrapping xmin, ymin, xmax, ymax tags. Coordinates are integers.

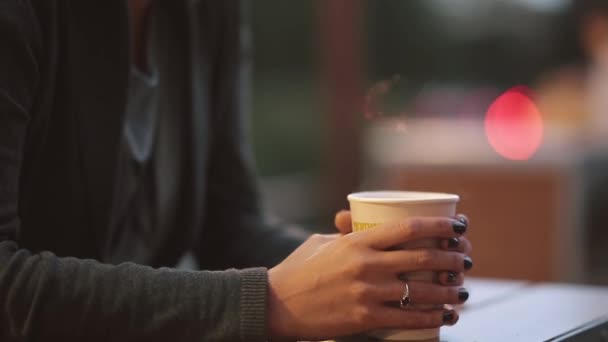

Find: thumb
<box><xmin>334</xmin><ymin>210</ymin><xmax>352</xmax><ymax>235</ymax></box>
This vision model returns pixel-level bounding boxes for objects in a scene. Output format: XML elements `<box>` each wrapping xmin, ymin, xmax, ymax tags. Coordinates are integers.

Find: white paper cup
<box><xmin>347</xmin><ymin>191</ymin><xmax>460</xmax><ymax>341</ymax></box>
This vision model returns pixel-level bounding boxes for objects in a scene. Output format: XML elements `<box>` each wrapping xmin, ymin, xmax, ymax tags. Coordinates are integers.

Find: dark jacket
<box><xmin>0</xmin><ymin>0</ymin><xmax>306</xmax><ymax>340</ymax></box>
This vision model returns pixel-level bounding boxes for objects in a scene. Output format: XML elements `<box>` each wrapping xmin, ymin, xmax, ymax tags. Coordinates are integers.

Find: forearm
<box><xmin>0</xmin><ymin>240</ymin><xmax>268</xmax><ymax>342</ymax></box>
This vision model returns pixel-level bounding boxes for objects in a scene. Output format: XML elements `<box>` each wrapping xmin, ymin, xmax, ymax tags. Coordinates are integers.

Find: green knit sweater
<box><xmin>0</xmin><ymin>0</ymin><xmax>306</xmax><ymax>341</ymax></box>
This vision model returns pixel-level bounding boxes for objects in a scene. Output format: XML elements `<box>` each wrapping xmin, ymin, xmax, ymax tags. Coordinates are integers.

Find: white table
<box><xmin>334</xmin><ymin>277</ymin><xmax>608</xmax><ymax>341</ymax></box>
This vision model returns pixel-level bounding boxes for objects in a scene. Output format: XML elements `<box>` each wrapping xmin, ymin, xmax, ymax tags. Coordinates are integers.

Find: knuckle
<box><xmin>414</xmin><ymin>250</ymin><xmax>435</xmax><ymax>268</ymax></box>
<box><xmin>395</xmin><ymin>222</ymin><xmax>410</xmax><ymax>240</ymax></box>
<box><xmin>345</xmin><ymin>233</ymin><xmax>366</xmax><ymax>249</ymax></box>
<box><xmin>352</xmin><ymin>305</ymin><xmax>373</xmax><ymax>326</ymax></box>
<box><xmin>405</xmin><ymin>218</ymin><xmax>424</xmax><ymax>237</ymax></box>
<box><xmin>423</xmin><ymin>285</ymin><xmax>450</xmax><ymax>303</ymax></box>
<box><xmin>349</xmin><ymin>254</ymin><xmax>372</xmax><ymax>277</ymax></box>
<box><xmin>350</xmin><ymin>282</ymin><xmax>373</xmax><ymax>302</ymax></box>
<box><xmin>342</xmin><ymin>234</ymin><xmax>359</xmax><ymax>248</ymax></box>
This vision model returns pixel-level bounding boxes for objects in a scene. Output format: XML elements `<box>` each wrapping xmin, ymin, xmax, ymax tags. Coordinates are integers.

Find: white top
<box><xmin>347</xmin><ymin>191</ymin><xmax>459</xmax><ymax>204</ymax></box>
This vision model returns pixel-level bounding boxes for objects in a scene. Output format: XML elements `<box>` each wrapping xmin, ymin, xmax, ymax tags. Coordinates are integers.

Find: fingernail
<box><xmin>458</xmin><ymin>216</ymin><xmax>468</xmax><ymax>224</ymax></box>
<box><xmin>447</xmin><ymin>238</ymin><xmax>459</xmax><ymax>248</ymax></box>
<box><xmin>458</xmin><ymin>288</ymin><xmax>469</xmax><ymax>302</ymax></box>
<box><xmin>443</xmin><ymin>310</ymin><xmax>455</xmax><ymax>323</ymax></box>
<box><xmin>447</xmin><ymin>272</ymin><xmax>457</xmax><ymax>283</ymax></box>
<box><xmin>464</xmin><ymin>256</ymin><xmax>473</xmax><ymax>270</ymax></box>
<box><xmin>452</xmin><ymin>221</ymin><xmax>467</xmax><ymax>234</ymax></box>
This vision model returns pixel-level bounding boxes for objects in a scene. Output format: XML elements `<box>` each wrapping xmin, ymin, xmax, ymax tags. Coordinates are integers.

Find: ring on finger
<box><xmin>399</xmin><ymin>280</ymin><xmax>410</xmax><ymax>309</ymax></box>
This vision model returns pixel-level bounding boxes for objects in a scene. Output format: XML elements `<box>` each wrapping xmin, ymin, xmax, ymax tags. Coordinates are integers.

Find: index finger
<box><xmin>362</xmin><ymin>217</ymin><xmax>467</xmax><ymax>250</ymax></box>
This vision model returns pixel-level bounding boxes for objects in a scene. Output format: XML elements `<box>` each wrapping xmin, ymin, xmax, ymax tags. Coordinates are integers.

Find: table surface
<box><xmin>331</xmin><ymin>278</ymin><xmax>608</xmax><ymax>342</ymax></box>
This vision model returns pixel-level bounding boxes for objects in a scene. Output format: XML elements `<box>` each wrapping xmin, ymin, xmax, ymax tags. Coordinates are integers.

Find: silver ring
<box><xmin>399</xmin><ymin>281</ymin><xmax>410</xmax><ymax>309</ymax></box>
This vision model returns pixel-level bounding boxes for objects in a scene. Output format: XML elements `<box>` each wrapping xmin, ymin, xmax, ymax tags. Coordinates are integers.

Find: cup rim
<box><xmin>347</xmin><ymin>191</ymin><xmax>459</xmax><ymax>204</ymax></box>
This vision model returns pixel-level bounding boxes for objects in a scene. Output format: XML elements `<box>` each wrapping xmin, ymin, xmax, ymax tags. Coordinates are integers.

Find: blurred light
<box><xmin>395</xmin><ymin>120</ymin><xmax>408</xmax><ymax>132</ymax></box>
<box><xmin>514</xmin><ymin>0</ymin><xmax>570</xmax><ymax>13</ymax></box>
<box><xmin>484</xmin><ymin>86</ymin><xmax>544</xmax><ymax>161</ymax></box>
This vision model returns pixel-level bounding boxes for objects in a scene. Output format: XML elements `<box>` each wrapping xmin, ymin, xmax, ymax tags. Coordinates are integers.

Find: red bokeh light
<box><xmin>484</xmin><ymin>86</ymin><xmax>544</xmax><ymax>161</ymax></box>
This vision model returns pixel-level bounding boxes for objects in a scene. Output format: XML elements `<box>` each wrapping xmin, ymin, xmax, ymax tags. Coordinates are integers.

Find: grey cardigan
<box><xmin>0</xmin><ymin>0</ymin><xmax>306</xmax><ymax>341</ymax></box>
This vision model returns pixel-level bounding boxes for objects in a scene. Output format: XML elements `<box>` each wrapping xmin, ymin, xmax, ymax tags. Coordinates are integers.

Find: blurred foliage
<box><xmin>250</xmin><ymin>76</ymin><xmax>324</xmax><ymax>176</ymax></box>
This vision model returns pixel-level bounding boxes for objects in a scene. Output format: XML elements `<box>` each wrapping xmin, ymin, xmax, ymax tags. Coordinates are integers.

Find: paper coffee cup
<box><xmin>347</xmin><ymin>191</ymin><xmax>460</xmax><ymax>341</ymax></box>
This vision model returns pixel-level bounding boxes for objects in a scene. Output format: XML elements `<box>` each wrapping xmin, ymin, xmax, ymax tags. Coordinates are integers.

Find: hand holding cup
<box><xmin>267</xmin><ymin>209</ymin><xmax>472</xmax><ymax>341</ymax></box>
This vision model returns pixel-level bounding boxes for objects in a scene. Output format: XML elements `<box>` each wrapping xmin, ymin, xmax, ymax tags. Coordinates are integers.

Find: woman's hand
<box><xmin>267</xmin><ymin>215</ymin><xmax>473</xmax><ymax>341</ymax></box>
<box><xmin>335</xmin><ymin>210</ymin><xmax>472</xmax><ymax>292</ymax></box>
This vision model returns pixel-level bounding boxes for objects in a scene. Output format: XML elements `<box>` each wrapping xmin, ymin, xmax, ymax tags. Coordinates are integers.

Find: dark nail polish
<box><xmin>452</xmin><ymin>221</ymin><xmax>467</xmax><ymax>234</ymax></box>
<box><xmin>458</xmin><ymin>216</ymin><xmax>468</xmax><ymax>225</ymax></box>
<box><xmin>443</xmin><ymin>310</ymin><xmax>455</xmax><ymax>323</ymax></box>
<box><xmin>458</xmin><ymin>288</ymin><xmax>469</xmax><ymax>302</ymax></box>
<box><xmin>447</xmin><ymin>238</ymin><xmax>459</xmax><ymax>248</ymax></box>
<box><xmin>447</xmin><ymin>272</ymin><xmax>457</xmax><ymax>283</ymax></box>
<box><xmin>464</xmin><ymin>256</ymin><xmax>473</xmax><ymax>270</ymax></box>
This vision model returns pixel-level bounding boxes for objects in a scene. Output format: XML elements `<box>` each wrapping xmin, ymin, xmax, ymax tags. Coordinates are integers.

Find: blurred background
<box><xmin>250</xmin><ymin>0</ymin><xmax>608</xmax><ymax>284</ymax></box>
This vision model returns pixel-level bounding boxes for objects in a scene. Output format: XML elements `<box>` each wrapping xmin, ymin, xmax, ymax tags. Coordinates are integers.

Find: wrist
<box><xmin>267</xmin><ymin>267</ymin><xmax>291</xmax><ymax>341</ymax></box>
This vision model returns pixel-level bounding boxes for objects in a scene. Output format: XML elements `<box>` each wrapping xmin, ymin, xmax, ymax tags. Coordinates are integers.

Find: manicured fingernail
<box><xmin>464</xmin><ymin>256</ymin><xmax>473</xmax><ymax>270</ymax></box>
<box><xmin>452</xmin><ymin>221</ymin><xmax>467</xmax><ymax>234</ymax></box>
<box><xmin>446</xmin><ymin>272</ymin><xmax>457</xmax><ymax>283</ymax></box>
<box><xmin>443</xmin><ymin>310</ymin><xmax>455</xmax><ymax>323</ymax></box>
<box><xmin>447</xmin><ymin>238</ymin><xmax>459</xmax><ymax>248</ymax></box>
<box><xmin>458</xmin><ymin>216</ymin><xmax>468</xmax><ymax>224</ymax></box>
<box><xmin>458</xmin><ymin>288</ymin><xmax>469</xmax><ymax>302</ymax></box>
